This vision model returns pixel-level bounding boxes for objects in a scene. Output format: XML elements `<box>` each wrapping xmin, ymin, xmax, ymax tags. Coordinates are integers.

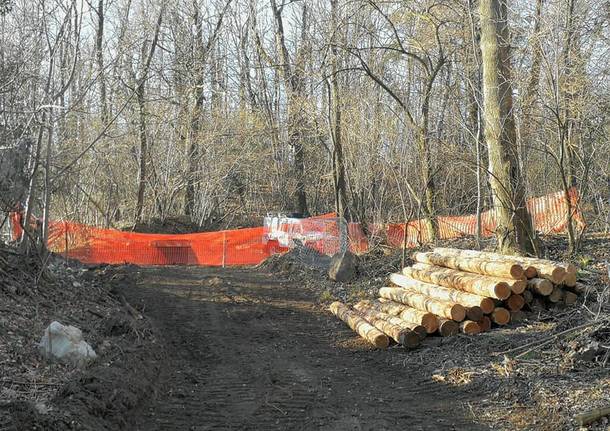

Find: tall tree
<box><xmin>270</xmin><ymin>0</ymin><xmax>309</xmax><ymax>216</ymax></box>
<box><xmin>479</xmin><ymin>0</ymin><xmax>536</xmax><ymax>255</ymax></box>
<box><xmin>328</xmin><ymin>0</ymin><xmax>349</xmax><ymax>221</ymax></box>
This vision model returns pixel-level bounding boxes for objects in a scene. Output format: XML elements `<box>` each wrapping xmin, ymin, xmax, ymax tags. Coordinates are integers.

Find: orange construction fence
<box><xmin>377</xmin><ymin>188</ymin><xmax>585</xmax><ymax>248</ymax></box>
<box><xmin>9</xmin><ymin>188</ymin><xmax>584</xmax><ymax>266</ymax></box>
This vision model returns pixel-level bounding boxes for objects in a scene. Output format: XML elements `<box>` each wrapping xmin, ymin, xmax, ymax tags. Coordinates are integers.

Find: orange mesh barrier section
<box><xmin>8</xmin><ymin>188</ymin><xmax>583</xmax><ymax>266</ymax></box>
<box><xmin>379</xmin><ymin>187</ymin><xmax>585</xmax><ymax>248</ymax></box>
<box><xmin>43</xmin><ymin>223</ymin><xmax>288</xmax><ymax>266</ymax></box>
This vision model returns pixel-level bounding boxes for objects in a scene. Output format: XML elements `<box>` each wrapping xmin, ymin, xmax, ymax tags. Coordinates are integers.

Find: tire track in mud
<box><xmin>124</xmin><ymin>267</ymin><xmax>487</xmax><ymax>430</ymax></box>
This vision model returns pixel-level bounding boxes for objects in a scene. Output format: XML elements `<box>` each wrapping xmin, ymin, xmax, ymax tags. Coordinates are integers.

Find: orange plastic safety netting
<box><xmin>375</xmin><ymin>188</ymin><xmax>585</xmax><ymax>248</ymax></box>
<box><xmin>8</xmin><ymin>188</ymin><xmax>583</xmax><ymax>266</ymax></box>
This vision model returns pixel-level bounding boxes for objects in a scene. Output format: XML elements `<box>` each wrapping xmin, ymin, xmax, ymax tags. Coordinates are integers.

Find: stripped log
<box><xmin>564</xmin><ymin>291</ymin><xmax>578</xmax><ymax>305</ymax></box>
<box><xmin>477</xmin><ymin>316</ymin><xmax>492</xmax><ymax>332</ymax></box>
<box><xmin>354</xmin><ymin>302</ymin><xmax>427</xmax><ymax>340</ymax></box>
<box><xmin>433</xmin><ymin>247</ymin><xmax>538</xmax><ymax>278</ymax></box>
<box><xmin>390</xmin><ymin>273</ymin><xmax>495</xmax><ymax>313</ymax></box>
<box><xmin>438</xmin><ymin>318</ymin><xmax>459</xmax><ymax>337</ymax></box>
<box><xmin>352</xmin><ymin>305</ymin><xmax>421</xmax><ymax>347</ymax></box>
<box><xmin>412</xmin><ymin>251</ymin><xmax>525</xmax><ymax>279</ymax></box>
<box><xmin>329</xmin><ymin>302</ymin><xmax>389</xmax><ymax>348</ymax></box>
<box><xmin>405</xmin><ymin>264</ymin><xmax>513</xmax><ymax>300</ymax></box>
<box><xmin>460</xmin><ymin>320</ymin><xmax>481</xmax><ymax>335</ymax></box>
<box><xmin>378</xmin><ymin>287</ymin><xmax>466</xmax><ymax>321</ymax></box>
<box><xmin>522</xmin><ymin>289</ymin><xmax>533</xmax><ymax>305</ymax></box>
<box><xmin>549</xmin><ymin>286</ymin><xmax>565</xmax><ymax>303</ymax></box>
<box><xmin>527</xmin><ymin>278</ymin><xmax>553</xmax><ymax>296</ymax></box>
<box><xmin>375</xmin><ymin>298</ymin><xmax>439</xmax><ymax>333</ymax></box>
<box><xmin>506</xmin><ymin>294</ymin><xmax>525</xmax><ymax>312</ymax></box>
<box><xmin>432</xmin><ymin>247</ymin><xmax>567</xmax><ymax>283</ymax></box>
<box><xmin>465</xmin><ymin>306</ymin><xmax>483</xmax><ymax>322</ymax></box>
<box><xmin>491</xmin><ymin>307</ymin><xmax>511</xmax><ymax>325</ymax></box>
<box><xmin>563</xmin><ymin>271</ymin><xmax>577</xmax><ymax>287</ymax></box>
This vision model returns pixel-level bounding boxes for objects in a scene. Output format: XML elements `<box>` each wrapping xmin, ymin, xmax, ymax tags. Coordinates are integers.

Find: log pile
<box><xmin>330</xmin><ymin>247</ymin><xmax>582</xmax><ymax>348</ymax></box>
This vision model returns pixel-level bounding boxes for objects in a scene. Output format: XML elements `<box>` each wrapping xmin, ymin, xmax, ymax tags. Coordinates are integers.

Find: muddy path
<box><xmin>122</xmin><ymin>266</ymin><xmax>487</xmax><ymax>430</ymax></box>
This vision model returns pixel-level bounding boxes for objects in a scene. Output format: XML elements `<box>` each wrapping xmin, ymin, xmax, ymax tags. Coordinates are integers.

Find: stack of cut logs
<box><xmin>330</xmin><ymin>247</ymin><xmax>581</xmax><ymax>349</ymax></box>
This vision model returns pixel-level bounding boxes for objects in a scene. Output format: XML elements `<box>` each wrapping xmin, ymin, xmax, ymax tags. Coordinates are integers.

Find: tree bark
<box><xmin>479</xmin><ymin>0</ymin><xmax>536</xmax><ymax>255</ymax></box>
<box><xmin>270</xmin><ymin>0</ymin><xmax>309</xmax><ymax>216</ymax></box>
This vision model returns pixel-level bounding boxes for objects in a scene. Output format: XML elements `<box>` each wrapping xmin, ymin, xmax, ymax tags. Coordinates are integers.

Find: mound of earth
<box><xmin>0</xmin><ymin>244</ymin><xmax>160</xmax><ymax>430</ymax></box>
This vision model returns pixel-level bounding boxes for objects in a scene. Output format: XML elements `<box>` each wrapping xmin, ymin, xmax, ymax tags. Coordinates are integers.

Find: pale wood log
<box><xmin>390</xmin><ymin>273</ymin><xmax>495</xmax><ymax>313</ymax></box>
<box><xmin>563</xmin><ymin>271</ymin><xmax>577</xmax><ymax>287</ymax></box>
<box><xmin>465</xmin><ymin>306</ymin><xmax>483</xmax><ymax>322</ymax></box>
<box><xmin>329</xmin><ymin>302</ymin><xmax>389</xmax><ymax>348</ymax></box>
<box><xmin>460</xmin><ymin>320</ymin><xmax>481</xmax><ymax>335</ymax></box>
<box><xmin>413</xmin><ymin>251</ymin><xmax>525</xmax><ymax>279</ymax></box>
<box><xmin>433</xmin><ymin>247</ymin><xmax>538</xmax><ymax>278</ymax></box>
<box><xmin>477</xmin><ymin>316</ymin><xmax>492</xmax><ymax>332</ymax></box>
<box><xmin>549</xmin><ymin>286</ymin><xmax>565</xmax><ymax>303</ymax></box>
<box><xmin>491</xmin><ymin>307</ymin><xmax>510</xmax><ymax>325</ymax></box>
<box><xmin>354</xmin><ymin>302</ymin><xmax>427</xmax><ymax>340</ymax></box>
<box><xmin>527</xmin><ymin>278</ymin><xmax>553</xmax><ymax>296</ymax></box>
<box><xmin>378</xmin><ymin>287</ymin><xmax>466</xmax><ymax>321</ymax></box>
<box><xmin>433</xmin><ymin>247</ymin><xmax>568</xmax><ymax>283</ymax></box>
<box><xmin>506</xmin><ymin>294</ymin><xmax>525</xmax><ymax>311</ymax></box>
<box><xmin>522</xmin><ymin>289</ymin><xmax>533</xmax><ymax>305</ymax></box>
<box><xmin>563</xmin><ymin>291</ymin><xmax>578</xmax><ymax>305</ymax></box>
<box><xmin>374</xmin><ymin>298</ymin><xmax>439</xmax><ymax>333</ymax></box>
<box><xmin>405</xmin><ymin>264</ymin><xmax>512</xmax><ymax>300</ymax></box>
<box><xmin>352</xmin><ymin>305</ymin><xmax>420</xmax><ymax>348</ymax></box>
<box><xmin>574</xmin><ymin>405</ymin><xmax>610</xmax><ymax>426</ymax></box>
<box><xmin>438</xmin><ymin>318</ymin><xmax>459</xmax><ymax>337</ymax></box>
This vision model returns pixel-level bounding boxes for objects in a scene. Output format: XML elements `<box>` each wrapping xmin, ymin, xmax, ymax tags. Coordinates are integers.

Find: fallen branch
<box><xmin>494</xmin><ymin>319</ymin><xmax>608</xmax><ymax>357</ymax></box>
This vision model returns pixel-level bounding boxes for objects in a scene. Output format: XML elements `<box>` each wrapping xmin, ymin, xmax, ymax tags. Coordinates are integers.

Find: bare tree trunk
<box><xmin>95</xmin><ymin>0</ymin><xmax>108</xmax><ymax>124</ymax></box>
<box><xmin>329</xmin><ymin>0</ymin><xmax>349</xmax><ymax>221</ymax></box>
<box><xmin>134</xmin><ymin>80</ymin><xmax>147</xmax><ymax>223</ymax></box>
<box><xmin>133</xmin><ymin>6</ymin><xmax>164</xmax><ymax>223</ymax></box>
<box><xmin>479</xmin><ymin>0</ymin><xmax>536</xmax><ymax>255</ymax></box>
<box><xmin>270</xmin><ymin>0</ymin><xmax>309</xmax><ymax>216</ymax></box>
<box><xmin>517</xmin><ymin>0</ymin><xmax>544</xmax><ymax>182</ymax></box>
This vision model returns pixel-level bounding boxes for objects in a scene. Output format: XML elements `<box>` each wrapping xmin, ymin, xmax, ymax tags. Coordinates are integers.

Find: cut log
<box><xmin>352</xmin><ymin>305</ymin><xmax>421</xmax><ymax>348</ymax></box>
<box><xmin>523</xmin><ymin>266</ymin><xmax>538</xmax><ymax>279</ymax></box>
<box><xmin>354</xmin><ymin>302</ymin><xmax>427</xmax><ymax>340</ymax></box>
<box><xmin>390</xmin><ymin>273</ymin><xmax>495</xmax><ymax>313</ymax></box>
<box><xmin>438</xmin><ymin>318</ymin><xmax>459</xmax><ymax>337</ymax></box>
<box><xmin>491</xmin><ymin>307</ymin><xmax>511</xmax><ymax>325</ymax></box>
<box><xmin>412</xmin><ymin>251</ymin><xmax>525</xmax><ymax>279</ymax></box>
<box><xmin>527</xmin><ymin>278</ymin><xmax>553</xmax><ymax>296</ymax></box>
<box><xmin>404</xmin><ymin>264</ymin><xmax>513</xmax><ymax>300</ymax></box>
<box><xmin>378</xmin><ymin>287</ymin><xmax>466</xmax><ymax>321</ymax></box>
<box><xmin>465</xmin><ymin>306</ymin><xmax>483</xmax><ymax>322</ymax></box>
<box><xmin>563</xmin><ymin>291</ymin><xmax>578</xmax><ymax>305</ymax></box>
<box><xmin>574</xmin><ymin>405</ymin><xmax>610</xmax><ymax>426</ymax></box>
<box><xmin>506</xmin><ymin>294</ymin><xmax>525</xmax><ymax>312</ymax></box>
<box><xmin>522</xmin><ymin>289</ymin><xmax>533</xmax><ymax>305</ymax></box>
<box><xmin>432</xmin><ymin>247</ymin><xmax>567</xmax><ymax>283</ymax></box>
<box><xmin>549</xmin><ymin>286</ymin><xmax>565</xmax><ymax>303</ymax></box>
<box><xmin>460</xmin><ymin>320</ymin><xmax>481</xmax><ymax>335</ymax></box>
<box><xmin>510</xmin><ymin>310</ymin><xmax>526</xmax><ymax>323</ymax></box>
<box><xmin>329</xmin><ymin>302</ymin><xmax>389</xmax><ymax>348</ymax></box>
<box><xmin>477</xmin><ymin>316</ymin><xmax>492</xmax><ymax>332</ymax></box>
<box><xmin>375</xmin><ymin>298</ymin><xmax>439</xmax><ymax>333</ymax></box>
<box><xmin>572</xmin><ymin>282</ymin><xmax>590</xmax><ymax>295</ymax></box>
<box><xmin>563</xmin><ymin>271</ymin><xmax>577</xmax><ymax>287</ymax></box>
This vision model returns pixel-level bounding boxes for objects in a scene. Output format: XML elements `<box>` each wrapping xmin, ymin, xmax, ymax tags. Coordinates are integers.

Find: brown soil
<box><xmin>122</xmin><ymin>265</ymin><xmax>487</xmax><ymax>430</ymax></box>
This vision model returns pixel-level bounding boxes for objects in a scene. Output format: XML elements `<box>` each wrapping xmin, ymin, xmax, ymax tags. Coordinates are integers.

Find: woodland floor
<box><xmin>122</xmin><ymin>265</ymin><xmax>485</xmax><ymax>430</ymax></box>
<box><xmin>2</xmin><ymin>234</ymin><xmax>609</xmax><ymax>430</ymax></box>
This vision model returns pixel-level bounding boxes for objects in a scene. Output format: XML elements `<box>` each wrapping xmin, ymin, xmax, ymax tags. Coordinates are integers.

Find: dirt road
<box><xmin>123</xmin><ymin>266</ymin><xmax>486</xmax><ymax>430</ymax></box>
